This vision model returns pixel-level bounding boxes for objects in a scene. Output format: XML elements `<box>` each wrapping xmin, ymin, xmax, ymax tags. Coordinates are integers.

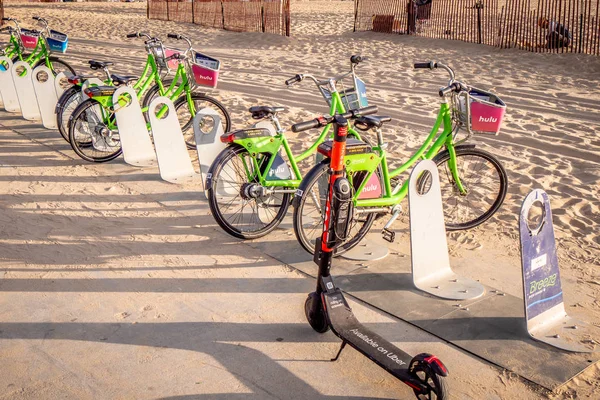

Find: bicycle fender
<box><xmin>292</xmin><ymin>158</ymin><xmax>330</xmax><ymax>207</ymax></box>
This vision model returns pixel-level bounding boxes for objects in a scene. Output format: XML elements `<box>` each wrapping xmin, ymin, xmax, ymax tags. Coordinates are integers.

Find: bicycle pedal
<box><xmin>382</xmin><ymin>228</ymin><xmax>395</xmax><ymax>243</ymax></box>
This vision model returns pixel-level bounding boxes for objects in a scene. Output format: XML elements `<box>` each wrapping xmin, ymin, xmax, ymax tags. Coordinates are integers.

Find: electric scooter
<box><xmin>292</xmin><ymin>106</ymin><xmax>449</xmax><ymax>399</ymax></box>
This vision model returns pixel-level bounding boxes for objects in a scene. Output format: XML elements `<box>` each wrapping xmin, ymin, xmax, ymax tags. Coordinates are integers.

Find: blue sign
<box><xmin>520</xmin><ymin>189</ymin><xmax>563</xmax><ymax>320</ymax></box>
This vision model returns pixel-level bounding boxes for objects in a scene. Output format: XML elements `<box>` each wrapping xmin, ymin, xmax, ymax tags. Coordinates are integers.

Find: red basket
<box><xmin>20</xmin><ymin>29</ymin><xmax>39</xmax><ymax>50</ymax></box>
<box><xmin>455</xmin><ymin>88</ymin><xmax>506</xmax><ymax>135</ymax></box>
<box><xmin>191</xmin><ymin>51</ymin><xmax>220</xmax><ymax>89</ymax></box>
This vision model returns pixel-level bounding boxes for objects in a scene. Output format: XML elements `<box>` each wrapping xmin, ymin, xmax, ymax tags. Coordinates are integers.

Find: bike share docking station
<box><xmin>249</xmin><ymin>157</ymin><xmax>598</xmax><ymax>389</ymax></box>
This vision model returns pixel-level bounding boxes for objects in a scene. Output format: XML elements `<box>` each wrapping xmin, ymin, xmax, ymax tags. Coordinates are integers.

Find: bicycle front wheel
<box><xmin>173</xmin><ymin>93</ymin><xmax>231</xmax><ymax>149</ymax></box>
<box><xmin>68</xmin><ymin>99</ymin><xmax>122</xmax><ymax>163</ymax></box>
<box><xmin>434</xmin><ymin>147</ymin><xmax>507</xmax><ymax>230</ymax></box>
<box><xmin>207</xmin><ymin>145</ymin><xmax>290</xmax><ymax>240</ymax></box>
<box><xmin>293</xmin><ymin>160</ymin><xmax>376</xmax><ymax>256</ymax></box>
<box><xmin>56</xmin><ymin>85</ymin><xmax>82</xmax><ymax>142</ymax></box>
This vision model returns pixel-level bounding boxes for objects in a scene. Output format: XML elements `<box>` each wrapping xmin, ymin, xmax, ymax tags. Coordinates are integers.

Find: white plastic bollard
<box><xmin>32</xmin><ymin>66</ymin><xmax>58</xmax><ymax>129</ymax></box>
<box><xmin>148</xmin><ymin>96</ymin><xmax>196</xmax><ymax>183</ymax></box>
<box><xmin>112</xmin><ymin>86</ymin><xmax>156</xmax><ymax>167</ymax></box>
<box><xmin>11</xmin><ymin>61</ymin><xmax>41</xmax><ymax>121</ymax></box>
<box><xmin>409</xmin><ymin>159</ymin><xmax>485</xmax><ymax>300</ymax></box>
<box><xmin>54</xmin><ymin>71</ymin><xmax>72</xmax><ymax>98</ymax></box>
<box><xmin>0</xmin><ymin>56</ymin><xmax>21</xmax><ymax>113</ymax></box>
<box><xmin>193</xmin><ymin>107</ymin><xmax>226</xmax><ymax>195</ymax></box>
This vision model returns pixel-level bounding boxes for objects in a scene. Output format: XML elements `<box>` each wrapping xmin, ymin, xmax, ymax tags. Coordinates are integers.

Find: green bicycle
<box><xmin>292</xmin><ymin>61</ymin><xmax>508</xmax><ymax>255</ymax></box>
<box><xmin>67</xmin><ymin>32</ymin><xmax>231</xmax><ymax>163</ymax></box>
<box><xmin>206</xmin><ymin>55</ymin><xmax>370</xmax><ymax>239</ymax></box>
<box><xmin>0</xmin><ymin>16</ymin><xmax>75</xmax><ymax>76</ymax></box>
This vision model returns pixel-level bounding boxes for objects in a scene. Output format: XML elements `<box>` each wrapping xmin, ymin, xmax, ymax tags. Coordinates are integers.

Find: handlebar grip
<box><xmin>352</xmin><ymin>105</ymin><xmax>378</xmax><ymax>117</ymax></box>
<box><xmin>2</xmin><ymin>18</ymin><xmax>10</xmax><ymax>21</ymax></box>
<box><xmin>414</xmin><ymin>61</ymin><xmax>436</xmax><ymax>69</ymax></box>
<box><xmin>292</xmin><ymin>119</ymin><xmax>320</xmax><ymax>133</ymax></box>
<box><xmin>167</xmin><ymin>33</ymin><xmax>181</xmax><ymax>40</ymax></box>
<box><xmin>350</xmin><ymin>55</ymin><xmax>365</xmax><ymax>64</ymax></box>
<box><xmin>438</xmin><ymin>82</ymin><xmax>462</xmax><ymax>97</ymax></box>
<box><xmin>285</xmin><ymin>74</ymin><xmax>302</xmax><ymax>86</ymax></box>
<box><xmin>126</xmin><ymin>33</ymin><xmax>138</xmax><ymax>38</ymax></box>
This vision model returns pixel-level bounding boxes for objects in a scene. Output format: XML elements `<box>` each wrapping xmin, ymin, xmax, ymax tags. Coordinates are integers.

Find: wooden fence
<box><xmin>147</xmin><ymin>0</ymin><xmax>291</xmax><ymax>37</ymax></box>
<box><xmin>355</xmin><ymin>0</ymin><xmax>600</xmax><ymax>55</ymax></box>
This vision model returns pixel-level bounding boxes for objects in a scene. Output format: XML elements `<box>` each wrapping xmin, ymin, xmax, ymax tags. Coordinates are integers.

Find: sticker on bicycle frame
<box><xmin>267</xmin><ymin>154</ymin><xmax>292</xmax><ymax>181</ymax></box>
<box><xmin>295</xmin><ymin>189</ymin><xmax>303</xmax><ymax>197</ymax></box>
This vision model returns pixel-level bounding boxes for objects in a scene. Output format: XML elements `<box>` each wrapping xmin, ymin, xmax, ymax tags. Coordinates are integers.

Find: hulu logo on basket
<box><xmin>478</xmin><ymin>116</ymin><xmax>497</xmax><ymax>123</ymax></box>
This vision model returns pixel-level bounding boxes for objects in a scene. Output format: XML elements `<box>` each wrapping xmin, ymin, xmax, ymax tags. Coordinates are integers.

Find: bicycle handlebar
<box><xmin>167</xmin><ymin>33</ymin><xmax>193</xmax><ymax>56</ymax></box>
<box><xmin>350</xmin><ymin>55</ymin><xmax>367</xmax><ymax>64</ymax></box>
<box><xmin>413</xmin><ymin>61</ymin><xmax>436</xmax><ymax>69</ymax></box>
<box><xmin>127</xmin><ymin>32</ymin><xmax>152</xmax><ymax>40</ymax></box>
<box><xmin>32</xmin><ymin>16</ymin><xmax>49</xmax><ymax>35</ymax></box>
<box><xmin>414</xmin><ymin>60</ymin><xmax>464</xmax><ymax>97</ymax></box>
<box><xmin>292</xmin><ymin>106</ymin><xmax>378</xmax><ymax>133</ymax></box>
<box><xmin>285</xmin><ymin>74</ymin><xmax>303</xmax><ymax>86</ymax></box>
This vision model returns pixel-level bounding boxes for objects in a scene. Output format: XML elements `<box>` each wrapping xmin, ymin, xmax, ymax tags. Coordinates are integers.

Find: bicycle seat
<box><xmin>110</xmin><ymin>74</ymin><xmax>137</xmax><ymax>86</ymax></box>
<box><xmin>88</xmin><ymin>60</ymin><xmax>114</xmax><ymax>70</ymax></box>
<box><xmin>354</xmin><ymin>115</ymin><xmax>392</xmax><ymax>131</ymax></box>
<box><xmin>249</xmin><ymin>106</ymin><xmax>285</xmax><ymax>119</ymax></box>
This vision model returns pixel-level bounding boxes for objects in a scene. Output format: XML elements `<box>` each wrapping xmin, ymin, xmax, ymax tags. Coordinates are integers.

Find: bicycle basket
<box><xmin>320</xmin><ymin>75</ymin><xmax>368</xmax><ymax>111</ymax></box>
<box><xmin>190</xmin><ymin>51</ymin><xmax>220</xmax><ymax>89</ymax></box>
<box><xmin>150</xmin><ymin>42</ymin><xmax>182</xmax><ymax>71</ymax></box>
<box><xmin>46</xmin><ymin>30</ymin><xmax>68</xmax><ymax>53</ymax></box>
<box><xmin>454</xmin><ymin>87</ymin><xmax>506</xmax><ymax>135</ymax></box>
<box><xmin>20</xmin><ymin>28</ymin><xmax>39</xmax><ymax>50</ymax></box>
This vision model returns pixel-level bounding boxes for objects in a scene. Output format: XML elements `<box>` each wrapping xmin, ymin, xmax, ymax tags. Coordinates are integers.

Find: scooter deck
<box><xmin>323</xmin><ymin>290</ymin><xmax>414</xmax><ymax>378</ymax></box>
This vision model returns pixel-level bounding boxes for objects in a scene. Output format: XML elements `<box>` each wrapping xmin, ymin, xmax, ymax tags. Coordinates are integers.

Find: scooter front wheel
<box><xmin>408</xmin><ymin>353</ymin><xmax>449</xmax><ymax>400</ymax></box>
<box><xmin>304</xmin><ymin>292</ymin><xmax>329</xmax><ymax>333</ymax></box>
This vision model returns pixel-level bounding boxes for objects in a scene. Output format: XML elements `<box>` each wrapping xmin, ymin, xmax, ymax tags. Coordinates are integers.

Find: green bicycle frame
<box><xmin>346</xmin><ymin>101</ymin><xmax>466</xmax><ymax>209</ymax></box>
<box><xmin>87</xmin><ymin>57</ymin><xmax>193</xmax><ymax>129</ymax></box>
<box><xmin>230</xmin><ymin>90</ymin><xmax>362</xmax><ymax>189</ymax></box>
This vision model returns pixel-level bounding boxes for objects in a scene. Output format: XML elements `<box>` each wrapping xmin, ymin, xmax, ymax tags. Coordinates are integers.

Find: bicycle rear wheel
<box><xmin>68</xmin><ymin>99</ymin><xmax>122</xmax><ymax>163</ymax></box>
<box><xmin>207</xmin><ymin>145</ymin><xmax>290</xmax><ymax>240</ymax></box>
<box><xmin>293</xmin><ymin>160</ymin><xmax>376</xmax><ymax>256</ymax></box>
<box><xmin>432</xmin><ymin>147</ymin><xmax>507</xmax><ymax>230</ymax></box>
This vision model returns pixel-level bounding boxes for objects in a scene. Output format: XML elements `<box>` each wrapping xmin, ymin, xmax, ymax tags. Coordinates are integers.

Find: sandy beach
<box><xmin>0</xmin><ymin>1</ymin><xmax>599</xmax><ymax>399</ymax></box>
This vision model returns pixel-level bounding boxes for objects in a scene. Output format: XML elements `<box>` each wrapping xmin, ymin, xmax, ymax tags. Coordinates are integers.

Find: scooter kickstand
<box><xmin>331</xmin><ymin>341</ymin><xmax>347</xmax><ymax>362</ymax></box>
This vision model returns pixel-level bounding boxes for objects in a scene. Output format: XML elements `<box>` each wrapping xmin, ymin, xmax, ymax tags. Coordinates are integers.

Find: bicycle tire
<box><xmin>173</xmin><ymin>93</ymin><xmax>232</xmax><ymax>149</ymax></box>
<box><xmin>207</xmin><ymin>145</ymin><xmax>291</xmax><ymax>240</ymax></box>
<box><xmin>432</xmin><ymin>147</ymin><xmax>507</xmax><ymax>230</ymax></box>
<box><xmin>35</xmin><ymin>56</ymin><xmax>76</xmax><ymax>76</ymax></box>
<box><xmin>292</xmin><ymin>159</ymin><xmax>376</xmax><ymax>256</ymax></box>
<box><xmin>68</xmin><ymin>99</ymin><xmax>122</xmax><ymax>163</ymax></box>
<box><xmin>56</xmin><ymin>85</ymin><xmax>82</xmax><ymax>142</ymax></box>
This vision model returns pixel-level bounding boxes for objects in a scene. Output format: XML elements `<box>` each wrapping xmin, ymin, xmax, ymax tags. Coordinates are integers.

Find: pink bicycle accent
<box><xmin>358</xmin><ymin>173</ymin><xmax>382</xmax><ymax>199</ymax></box>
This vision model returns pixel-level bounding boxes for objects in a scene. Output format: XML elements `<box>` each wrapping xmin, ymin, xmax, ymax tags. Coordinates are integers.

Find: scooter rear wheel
<box><xmin>304</xmin><ymin>292</ymin><xmax>329</xmax><ymax>333</ymax></box>
<box><xmin>409</xmin><ymin>353</ymin><xmax>448</xmax><ymax>400</ymax></box>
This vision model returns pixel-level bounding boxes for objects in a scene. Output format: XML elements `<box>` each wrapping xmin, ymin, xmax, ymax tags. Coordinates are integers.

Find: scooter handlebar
<box><xmin>291</xmin><ymin>106</ymin><xmax>379</xmax><ymax>133</ymax></box>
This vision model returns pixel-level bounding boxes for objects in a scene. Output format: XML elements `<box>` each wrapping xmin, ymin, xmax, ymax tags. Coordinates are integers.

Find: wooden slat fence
<box><xmin>355</xmin><ymin>0</ymin><xmax>600</xmax><ymax>55</ymax></box>
<box><xmin>148</xmin><ymin>0</ymin><xmax>291</xmax><ymax>37</ymax></box>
